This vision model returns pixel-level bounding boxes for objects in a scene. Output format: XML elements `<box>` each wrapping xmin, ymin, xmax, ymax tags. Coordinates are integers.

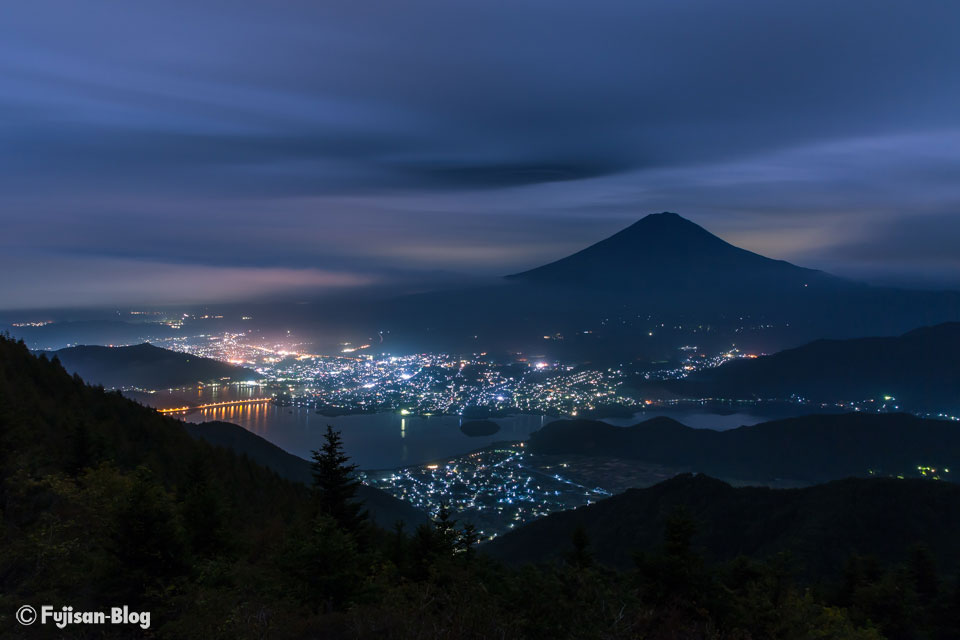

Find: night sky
<box><xmin>3</xmin><ymin>0</ymin><xmax>960</xmax><ymax>309</ymax></box>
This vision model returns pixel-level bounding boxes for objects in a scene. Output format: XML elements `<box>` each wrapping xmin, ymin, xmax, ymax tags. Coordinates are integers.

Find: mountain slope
<box><xmin>1</xmin><ymin>336</ymin><xmax>419</xmax><ymax>533</ymax></box>
<box><xmin>6</xmin><ymin>319</ymin><xmax>179</xmax><ymax>351</ymax></box>
<box><xmin>0</xmin><ymin>334</ymin><xmax>952</xmax><ymax>638</ymax></box>
<box><xmin>380</xmin><ymin>213</ymin><xmax>960</xmax><ymax>359</ymax></box>
<box><xmin>486</xmin><ymin>474</ymin><xmax>960</xmax><ymax>576</ymax></box>
<box><xmin>528</xmin><ymin>413</ymin><xmax>960</xmax><ymax>484</ymax></box>
<box><xmin>186</xmin><ymin>420</ymin><xmax>428</xmax><ymax>528</ymax></box>
<box><xmin>508</xmin><ymin>211</ymin><xmax>837</xmax><ymax>291</ymax></box>
<box><xmin>666</xmin><ymin>322</ymin><xmax>960</xmax><ymax>413</ymax></box>
<box><xmin>52</xmin><ymin>342</ymin><xmax>260</xmax><ymax>389</ymax></box>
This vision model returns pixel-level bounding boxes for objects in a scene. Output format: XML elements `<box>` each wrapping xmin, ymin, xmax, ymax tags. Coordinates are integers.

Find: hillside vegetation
<box><xmin>2</xmin><ymin>335</ymin><xmax>957</xmax><ymax>638</ymax></box>
<box><xmin>665</xmin><ymin>323</ymin><xmax>960</xmax><ymax>412</ymax></box>
<box><xmin>488</xmin><ymin>474</ymin><xmax>960</xmax><ymax>576</ymax></box>
<box><xmin>52</xmin><ymin>342</ymin><xmax>260</xmax><ymax>389</ymax></box>
<box><xmin>528</xmin><ymin>413</ymin><xmax>960</xmax><ymax>484</ymax></box>
<box><xmin>186</xmin><ymin>420</ymin><xmax>428</xmax><ymax>529</ymax></box>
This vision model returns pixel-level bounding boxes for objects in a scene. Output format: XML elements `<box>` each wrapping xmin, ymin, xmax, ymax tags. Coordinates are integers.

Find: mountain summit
<box><xmin>383</xmin><ymin>212</ymin><xmax>960</xmax><ymax>358</ymax></box>
<box><xmin>507</xmin><ymin>212</ymin><xmax>831</xmax><ymax>290</ymax></box>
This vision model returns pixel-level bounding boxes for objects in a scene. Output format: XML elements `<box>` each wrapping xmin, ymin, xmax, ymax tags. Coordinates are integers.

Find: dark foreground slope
<box><xmin>0</xmin><ymin>336</ymin><xmax>431</xmax><ymax>636</ymax></box>
<box><xmin>666</xmin><ymin>322</ymin><xmax>960</xmax><ymax>413</ymax></box>
<box><xmin>2</xmin><ymin>336</ymin><xmax>955</xmax><ymax>639</ymax></box>
<box><xmin>186</xmin><ymin>420</ymin><xmax>428</xmax><ymax>528</ymax></box>
<box><xmin>488</xmin><ymin>474</ymin><xmax>960</xmax><ymax>576</ymax></box>
<box><xmin>529</xmin><ymin>413</ymin><xmax>960</xmax><ymax>484</ymax></box>
<box><xmin>52</xmin><ymin>342</ymin><xmax>260</xmax><ymax>389</ymax></box>
<box><xmin>0</xmin><ymin>336</ymin><xmax>315</xmax><ymax>635</ymax></box>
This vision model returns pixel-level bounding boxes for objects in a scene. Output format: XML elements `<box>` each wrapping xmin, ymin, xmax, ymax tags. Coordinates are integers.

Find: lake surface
<box><xmin>182</xmin><ymin>394</ymin><xmax>793</xmax><ymax>469</ymax></box>
<box><xmin>186</xmin><ymin>405</ymin><xmax>548</xmax><ymax>469</ymax></box>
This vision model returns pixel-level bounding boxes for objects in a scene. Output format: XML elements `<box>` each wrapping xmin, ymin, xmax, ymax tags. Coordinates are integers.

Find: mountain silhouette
<box><xmin>486</xmin><ymin>474</ymin><xmax>960</xmax><ymax>576</ymax></box>
<box><xmin>660</xmin><ymin>322</ymin><xmax>960</xmax><ymax>413</ymax></box>
<box><xmin>52</xmin><ymin>342</ymin><xmax>260</xmax><ymax>389</ymax></box>
<box><xmin>527</xmin><ymin>412</ymin><xmax>960</xmax><ymax>485</ymax></box>
<box><xmin>378</xmin><ymin>212</ymin><xmax>960</xmax><ymax>359</ymax></box>
<box><xmin>507</xmin><ymin>212</ymin><xmax>836</xmax><ymax>291</ymax></box>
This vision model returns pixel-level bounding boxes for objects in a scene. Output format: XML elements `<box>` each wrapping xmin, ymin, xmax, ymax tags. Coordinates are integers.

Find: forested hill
<box><xmin>487</xmin><ymin>473</ymin><xmax>960</xmax><ymax>577</ymax></box>
<box><xmin>528</xmin><ymin>413</ymin><xmax>960</xmax><ymax>484</ymax></box>
<box><xmin>1</xmin><ymin>340</ymin><xmax>295</xmax><ymax>506</ymax></box>
<box><xmin>186</xmin><ymin>420</ymin><xmax>428</xmax><ymax>528</ymax></box>
<box><xmin>52</xmin><ymin>342</ymin><xmax>260</xmax><ymax>389</ymax></box>
<box><xmin>0</xmin><ymin>335</ymin><xmax>316</xmax><ymax>634</ymax></box>
<box><xmin>2</xmin><ymin>335</ymin><xmax>957</xmax><ymax>638</ymax></box>
<box><xmin>665</xmin><ymin>322</ymin><xmax>960</xmax><ymax>412</ymax></box>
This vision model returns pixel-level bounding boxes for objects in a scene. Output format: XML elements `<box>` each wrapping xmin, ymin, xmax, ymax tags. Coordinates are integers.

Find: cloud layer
<box><xmin>2</xmin><ymin>0</ymin><xmax>960</xmax><ymax>307</ymax></box>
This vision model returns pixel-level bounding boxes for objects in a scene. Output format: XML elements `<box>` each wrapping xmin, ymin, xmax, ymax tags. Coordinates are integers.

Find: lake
<box><xmin>182</xmin><ymin>398</ymin><xmax>790</xmax><ymax>469</ymax></box>
<box><xmin>186</xmin><ymin>405</ymin><xmax>548</xmax><ymax>469</ymax></box>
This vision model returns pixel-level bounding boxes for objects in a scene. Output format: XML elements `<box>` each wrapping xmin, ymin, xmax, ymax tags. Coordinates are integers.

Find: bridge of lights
<box><xmin>157</xmin><ymin>398</ymin><xmax>273</xmax><ymax>415</ymax></box>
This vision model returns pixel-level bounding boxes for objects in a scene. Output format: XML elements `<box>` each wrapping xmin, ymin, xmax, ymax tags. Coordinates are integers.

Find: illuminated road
<box><xmin>157</xmin><ymin>398</ymin><xmax>273</xmax><ymax>415</ymax></box>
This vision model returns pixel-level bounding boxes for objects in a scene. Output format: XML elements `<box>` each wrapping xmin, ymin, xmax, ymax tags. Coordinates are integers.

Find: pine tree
<box><xmin>434</xmin><ymin>500</ymin><xmax>458</xmax><ymax>553</ymax></box>
<box><xmin>566</xmin><ymin>524</ymin><xmax>593</xmax><ymax>569</ymax></box>
<box><xmin>908</xmin><ymin>544</ymin><xmax>939</xmax><ymax>604</ymax></box>
<box><xmin>390</xmin><ymin>521</ymin><xmax>408</xmax><ymax>570</ymax></box>
<box><xmin>310</xmin><ymin>425</ymin><xmax>367</xmax><ymax>531</ymax></box>
<box><xmin>180</xmin><ymin>454</ymin><xmax>227</xmax><ymax>557</ymax></box>
<box><xmin>458</xmin><ymin>522</ymin><xmax>480</xmax><ymax>562</ymax></box>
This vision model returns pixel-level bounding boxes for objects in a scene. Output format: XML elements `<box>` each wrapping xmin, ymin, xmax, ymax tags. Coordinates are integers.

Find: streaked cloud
<box><xmin>2</xmin><ymin>0</ymin><xmax>960</xmax><ymax>306</ymax></box>
<box><xmin>0</xmin><ymin>252</ymin><xmax>374</xmax><ymax>310</ymax></box>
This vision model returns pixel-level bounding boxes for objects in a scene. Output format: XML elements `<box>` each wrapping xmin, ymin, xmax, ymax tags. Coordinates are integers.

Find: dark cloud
<box><xmin>1</xmin><ymin>0</ymin><xmax>960</xmax><ymax>307</ymax></box>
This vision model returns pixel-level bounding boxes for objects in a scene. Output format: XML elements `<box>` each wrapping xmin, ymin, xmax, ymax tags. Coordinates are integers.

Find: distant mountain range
<box><xmin>657</xmin><ymin>322</ymin><xmax>960</xmax><ymax>413</ymax></box>
<box><xmin>185</xmin><ymin>420</ymin><xmax>428</xmax><ymax>528</ymax></box>
<box><xmin>487</xmin><ymin>473</ymin><xmax>960</xmax><ymax>577</ymax></box>
<box><xmin>381</xmin><ymin>212</ymin><xmax>960</xmax><ymax>359</ymax></box>
<box><xmin>51</xmin><ymin>343</ymin><xmax>259</xmax><ymax>389</ymax></box>
<box><xmin>528</xmin><ymin>413</ymin><xmax>959</xmax><ymax>485</ymax></box>
<box><xmin>5</xmin><ymin>319</ymin><xmax>180</xmax><ymax>351</ymax></box>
